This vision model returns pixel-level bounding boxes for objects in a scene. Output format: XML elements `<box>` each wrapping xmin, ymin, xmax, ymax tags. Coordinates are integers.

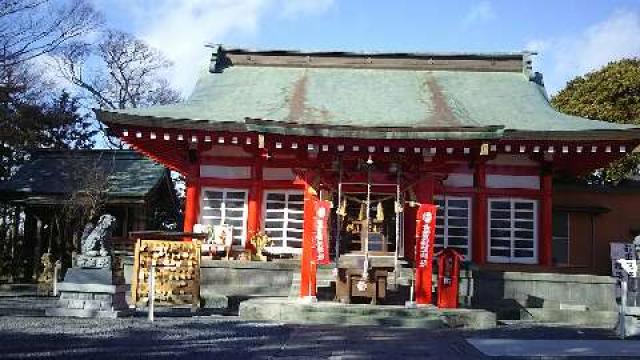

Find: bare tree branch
<box><xmin>0</xmin><ymin>0</ymin><xmax>102</xmax><ymax>67</ymax></box>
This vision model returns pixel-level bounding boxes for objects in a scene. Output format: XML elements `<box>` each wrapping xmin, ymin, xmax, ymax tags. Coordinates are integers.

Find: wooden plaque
<box><xmin>131</xmin><ymin>239</ymin><xmax>201</xmax><ymax>311</ymax></box>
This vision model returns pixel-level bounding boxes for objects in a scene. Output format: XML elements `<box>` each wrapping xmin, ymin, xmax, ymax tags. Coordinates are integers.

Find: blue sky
<box><xmin>91</xmin><ymin>0</ymin><xmax>640</xmax><ymax>96</ymax></box>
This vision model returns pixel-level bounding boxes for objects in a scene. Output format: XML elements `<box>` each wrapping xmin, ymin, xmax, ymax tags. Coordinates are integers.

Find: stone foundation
<box><xmin>239</xmin><ymin>297</ymin><xmax>496</xmax><ymax>329</ymax></box>
<box><xmin>46</xmin><ymin>268</ymin><xmax>131</xmax><ymax>318</ymax></box>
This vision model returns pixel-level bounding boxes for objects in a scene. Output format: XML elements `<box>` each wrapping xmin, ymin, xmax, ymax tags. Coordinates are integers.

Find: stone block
<box><xmin>60</xmin><ymin>292</ymin><xmax>77</xmax><ymax>300</ymax></box>
<box><xmin>76</xmin><ymin>293</ymin><xmax>93</xmax><ymax>300</ymax></box>
<box><xmin>523</xmin><ymin>308</ymin><xmax>618</xmax><ymax>327</ymax></box>
<box><xmin>239</xmin><ymin>298</ymin><xmax>496</xmax><ymax>329</ymax></box>
<box><xmin>66</xmin><ymin>299</ymin><xmax>85</xmax><ymax>309</ymax></box>
<box><xmin>100</xmin><ymin>301</ymin><xmax>113</xmax><ymax>310</ymax></box>
<box><xmin>473</xmin><ymin>270</ymin><xmax>618</xmax><ymax>312</ymax></box>
<box><xmin>63</xmin><ymin>268</ymin><xmax>114</xmax><ymax>285</ymax></box>
<box><xmin>74</xmin><ymin>255</ymin><xmax>111</xmax><ymax>269</ymax></box>
<box><xmin>83</xmin><ymin>300</ymin><xmax>101</xmax><ymax>311</ymax></box>
<box><xmin>560</xmin><ymin>303</ymin><xmax>588</xmax><ymax>311</ymax></box>
<box><xmin>47</xmin><ymin>263</ymin><xmax>130</xmax><ymax>319</ymax></box>
<box><xmin>200</xmin><ymin>262</ymin><xmax>295</xmax><ymax>297</ymax></box>
<box><xmin>94</xmin><ymin>294</ymin><xmax>111</xmax><ymax>301</ymax></box>
<box><xmin>200</xmin><ymin>291</ymin><xmax>228</xmax><ymax>309</ymax></box>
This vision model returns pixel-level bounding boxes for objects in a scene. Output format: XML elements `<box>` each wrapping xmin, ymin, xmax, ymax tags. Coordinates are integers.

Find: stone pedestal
<box><xmin>46</xmin><ymin>268</ymin><xmax>131</xmax><ymax>318</ymax></box>
<box><xmin>75</xmin><ymin>255</ymin><xmax>112</xmax><ymax>269</ymax></box>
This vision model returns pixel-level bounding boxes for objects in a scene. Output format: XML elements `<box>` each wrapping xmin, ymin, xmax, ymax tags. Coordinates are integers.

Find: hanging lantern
<box><xmin>337</xmin><ymin>198</ymin><xmax>347</xmax><ymax>217</ymax></box>
<box><xmin>376</xmin><ymin>202</ymin><xmax>384</xmax><ymax>222</ymax></box>
<box><xmin>358</xmin><ymin>202</ymin><xmax>366</xmax><ymax>221</ymax></box>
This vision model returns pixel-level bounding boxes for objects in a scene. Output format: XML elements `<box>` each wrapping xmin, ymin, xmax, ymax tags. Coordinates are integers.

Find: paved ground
<box><xmin>0</xmin><ymin>315</ymin><xmax>638</xmax><ymax>359</ymax></box>
<box><xmin>469</xmin><ymin>338</ymin><xmax>640</xmax><ymax>358</ymax></box>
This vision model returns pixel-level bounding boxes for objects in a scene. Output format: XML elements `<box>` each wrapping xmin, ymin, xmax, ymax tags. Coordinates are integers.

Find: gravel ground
<box><xmin>0</xmin><ymin>314</ymin><xmax>634</xmax><ymax>359</ymax></box>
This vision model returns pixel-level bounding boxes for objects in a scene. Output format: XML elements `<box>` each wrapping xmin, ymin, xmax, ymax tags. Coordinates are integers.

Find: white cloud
<box><xmin>94</xmin><ymin>0</ymin><xmax>335</xmax><ymax>95</ymax></box>
<box><xmin>524</xmin><ymin>40</ymin><xmax>549</xmax><ymax>54</ymax></box>
<box><xmin>528</xmin><ymin>10</ymin><xmax>640</xmax><ymax>94</ymax></box>
<box><xmin>462</xmin><ymin>1</ymin><xmax>495</xmax><ymax>25</ymax></box>
<box><xmin>280</xmin><ymin>0</ymin><xmax>334</xmax><ymax>18</ymax></box>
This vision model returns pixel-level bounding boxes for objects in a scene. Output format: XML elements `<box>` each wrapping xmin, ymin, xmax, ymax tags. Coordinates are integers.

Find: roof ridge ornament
<box><xmin>210</xmin><ymin>44</ymin><xmax>231</xmax><ymax>73</ymax></box>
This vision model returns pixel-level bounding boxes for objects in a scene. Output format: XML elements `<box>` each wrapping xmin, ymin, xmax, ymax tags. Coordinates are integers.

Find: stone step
<box><xmin>0</xmin><ymin>284</ymin><xmax>38</xmax><ymax>294</ymax></box>
<box><xmin>239</xmin><ymin>297</ymin><xmax>496</xmax><ymax>329</ymax></box>
<box><xmin>0</xmin><ymin>296</ymin><xmax>58</xmax><ymax>316</ymax></box>
<box><xmin>281</xmin><ymin>311</ymin><xmax>446</xmax><ymax>329</ymax></box>
<box><xmin>521</xmin><ymin>308</ymin><xmax>618</xmax><ymax>328</ymax></box>
<box><xmin>199</xmin><ymin>291</ymin><xmax>229</xmax><ymax>310</ymax></box>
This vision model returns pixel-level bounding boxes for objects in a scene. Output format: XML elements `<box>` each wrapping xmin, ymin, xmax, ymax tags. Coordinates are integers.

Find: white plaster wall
<box><xmin>486</xmin><ymin>175</ymin><xmax>540</xmax><ymax>189</ymax></box>
<box><xmin>263</xmin><ymin>167</ymin><xmax>296</xmax><ymax>181</ymax></box>
<box><xmin>200</xmin><ymin>165</ymin><xmax>251</xmax><ymax>179</ymax></box>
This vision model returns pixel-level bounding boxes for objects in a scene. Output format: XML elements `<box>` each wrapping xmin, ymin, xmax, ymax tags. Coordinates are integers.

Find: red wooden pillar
<box><xmin>247</xmin><ymin>159</ymin><xmax>263</xmax><ymax>249</ymax></box>
<box><xmin>414</xmin><ymin>175</ymin><xmax>435</xmax><ymax>305</ymax></box>
<box><xmin>472</xmin><ymin>162</ymin><xmax>487</xmax><ymax>265</ymax></box>
<box><xmin>539</xmin><ymin>171</ymin><xmax>553</xmax><ymax>266</ymax></box>
<box><xmin>183</xmin><ymin>164</ymin><xmax>201</xmax><ymax>234</ymax></box>
<box><xmin>300</xmin><ymin>175</ymin><xmax>318</xmax><ymax>298</ymax></box>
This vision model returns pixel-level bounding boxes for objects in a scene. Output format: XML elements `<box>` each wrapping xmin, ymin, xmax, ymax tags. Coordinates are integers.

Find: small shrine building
<box><xmin>97</xmin><ymin>47</ymin><xmax>640</xmax><ymax>304</ymax></box>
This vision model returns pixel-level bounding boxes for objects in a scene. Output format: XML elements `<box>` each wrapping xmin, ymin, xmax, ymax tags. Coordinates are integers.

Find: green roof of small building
<box><xmin>98</xmin><ymin>47</ymin><xmax>640</xmax><ymax>141</ymax></box>
<box><xmin>0</xmin><ymin>150</ymin><xmax>168</xmax><ymax>200</ymax></box>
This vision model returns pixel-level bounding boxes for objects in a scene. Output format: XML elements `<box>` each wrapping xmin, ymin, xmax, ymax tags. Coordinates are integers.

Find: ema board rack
<box><xmin>131</xmin><ymin>239</ymin><xmax>201</xmax><ymax>311</ymax></box>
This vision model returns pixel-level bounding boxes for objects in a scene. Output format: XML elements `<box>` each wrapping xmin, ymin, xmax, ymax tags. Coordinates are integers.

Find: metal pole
<box><xmin>620</xmin><ymin>275</ymin><xmax>628</xmax><ymax>339</ymax></box>
<box><xmin>148</xmin><ymin>264</ymin><xmax>155</xmax><ymax>322</ymax></box>
<box><xmin>335</xmin><ymin>158</ymin><xmax>343</xmax><ymax>272</ymax></box>
<box><xmin>394</xmin><ymin>167</ymin><xmax>401</xmax><ymax>290</ymax></box>
<box><xmin>365</xmin><ymin>160</ymin><xmax>371</xmax><ymax>257</ymax></box>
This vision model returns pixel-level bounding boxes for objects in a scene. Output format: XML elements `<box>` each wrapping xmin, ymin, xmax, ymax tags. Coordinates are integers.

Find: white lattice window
<box><xmin>263</xmin><ymin>190</ymin><xmax>304</xmax><ymax>254</ymax></box>
<box><xmin>488</xmin><ymin>198</ymin><xmax>538</xmax><ymax>264</ymax></box>
<box><xmin>200</xmin><ymin>188</ymin><xmax>248</xmax><ymax>247</ymax></box>
<box><xmin>435</xmin><ymin>196</ymin><xmax>472</xmax><ymax>260</ymax></box>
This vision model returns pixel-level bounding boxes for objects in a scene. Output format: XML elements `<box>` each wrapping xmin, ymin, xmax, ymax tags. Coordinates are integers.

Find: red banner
<box><xmin>313</xmin><ymin>200</ymin><xmax>331</xmax><ymax>265</ymax></box>
<box><xmin>414</xmin><ymin>203</ymin><xmax>438</xmax><ymax>304</ymax></box>
<box><xmin>415</xmin><ymin>203</ymin><xmax>437</xmax><ymax>269</ymax></box>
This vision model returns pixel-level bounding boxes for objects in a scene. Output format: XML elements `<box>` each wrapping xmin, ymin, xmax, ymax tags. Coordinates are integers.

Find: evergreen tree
<box><xmin>0</xmin><ymin>64</ymin><xmax>96</xmax><ymax>180</ymax></box>
<box><xmin>552</xmin><ymin>59</ymin><xmax>640</xmax><ymax>183</ymax></box>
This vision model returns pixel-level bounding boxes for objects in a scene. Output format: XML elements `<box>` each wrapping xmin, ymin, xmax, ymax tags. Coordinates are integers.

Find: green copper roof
<box><xmin>98</xmin><ymin>48</ymin><xmax>640</xmax><ymax>140</ymax></box>
<box><xmin>0</xmin><ymin>150</ymin><xmax>168</xmax><ymax>199</ymax></box>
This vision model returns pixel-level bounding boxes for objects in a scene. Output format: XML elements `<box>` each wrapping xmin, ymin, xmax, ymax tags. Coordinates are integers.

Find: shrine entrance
<box><xmin>329</xmin><ymin>156</ymin><xmax>412</xmax><ymax>304</ymax></box>
<box><xmin>336</xmin><ymin>194</ymin><xmax>401</xmax><ymax>255</ymax></box>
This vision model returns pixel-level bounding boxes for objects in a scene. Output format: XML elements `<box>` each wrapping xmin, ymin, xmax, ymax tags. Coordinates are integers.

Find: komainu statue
<box><xmin>75</xmin><ymin>214</ymin><xmax>117</xmax><ymax>269</ymax></box>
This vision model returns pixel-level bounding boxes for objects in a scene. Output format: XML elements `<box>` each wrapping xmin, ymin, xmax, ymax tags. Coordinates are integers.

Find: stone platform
<box><xmin>46</xmin><ymin>268</ymin><xmax>131</xmax><ymax>318</ymax></box>
<box><xmin>239</xmin><ymin>297</ymin><xmax>496</xmax><ymax>329</ymax></box>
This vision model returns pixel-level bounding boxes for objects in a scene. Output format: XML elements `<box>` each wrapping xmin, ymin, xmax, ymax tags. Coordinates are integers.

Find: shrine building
<box><xmin>97</xmin><ymin>47</ymin><xmax>640</xmax><ymax>304</ymax></box>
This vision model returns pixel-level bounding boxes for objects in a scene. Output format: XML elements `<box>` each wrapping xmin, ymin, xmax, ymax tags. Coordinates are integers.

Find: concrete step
<box><xmin>0</xmin><ymin>295</ymin><xmax>58</xmax><ymax>316</ymax></box>
<box><xmin>199</xmin><ymin>291</ymin><xmax>229</xmax><ymax>310</ymax></box>
<box><xmin>0</xmin><ymin>284</ymin><xmax>38</xmax><ymax>294</ymax></box>
<box><xmin>239</xmin><ymin>297</ymin><xmax>496</xmax><ymax>329</ymax></box>
<box><xmin>521</xmin><ymin>308</ymin><xmax>618</xmax><ymax>328</ymax></box>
